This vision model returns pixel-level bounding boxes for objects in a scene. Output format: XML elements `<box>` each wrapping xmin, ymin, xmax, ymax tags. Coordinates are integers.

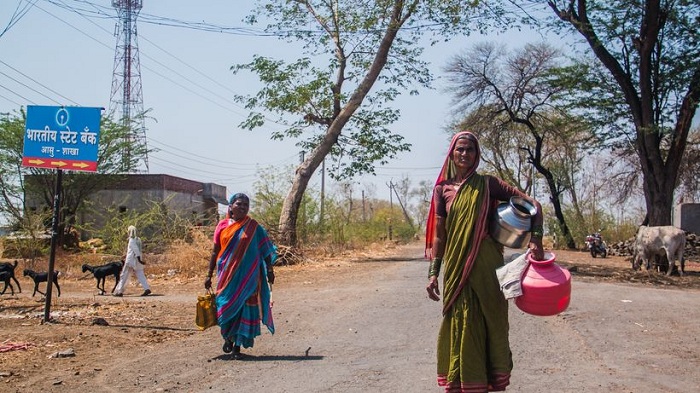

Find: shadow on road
<box><xmin>355</xmin><ymin>256</ymin><xmax>424</xmax><ymax>263</ymax></box>
<box><xmin>213</xmin><ymin>354</ymin><xmax>325</xmax><ymax>361</ymax></box>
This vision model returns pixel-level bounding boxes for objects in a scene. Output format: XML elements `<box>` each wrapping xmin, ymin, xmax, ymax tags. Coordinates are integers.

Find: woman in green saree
<box><xmin>425</xmin><ymin>131</ymin><xmax>545</xmax><ymax>392</ymax></box>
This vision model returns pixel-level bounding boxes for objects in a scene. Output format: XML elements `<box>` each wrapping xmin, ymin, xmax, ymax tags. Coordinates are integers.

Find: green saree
<box><xmin>436</xmin><ymin>174</ymin><xmax>512</xmax><ymax>392</ymax></box>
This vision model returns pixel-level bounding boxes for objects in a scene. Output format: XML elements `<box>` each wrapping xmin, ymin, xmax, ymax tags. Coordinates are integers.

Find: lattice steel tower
<box><xmin>109</xmin><ymin>0</ymin><xmax>149</xmax><ymax>172</ymax></box>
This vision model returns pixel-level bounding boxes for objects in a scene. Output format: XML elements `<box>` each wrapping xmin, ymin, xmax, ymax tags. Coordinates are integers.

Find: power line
<box><xmin>44</xmin><ymin>0</ymin><xmax>275</xmax><ymax>36</ymax></box>
<box><xmin>148</xmin><ymin>154</ymin><xmax>245</xmax><ymax>177</ymax></box>
<box><xmin>0</xmin><ymin>60</ymin><xmax>79</xmax><ymax>105</ymax></box>
<box><xmin>0</xmin><ymin>91</ymin><xmax>23</xmax><ymax>107</ymax></box>
<box><xmin>0</xmin><ymin>0</ymin><xmax>38</xmax><ymax>38</ymax></box>
<box><xmin>148</xmin><ymin>136</ymin><xmax>298</xmax><ymax>168</ymax></box>
<box><xmin>32</xmin><ymin>0</ymin><xmax>289</xmax><ymax>130</ymax></box>
<box><xmin>0</xmin><ymin>84</ymin><xmax>35</xmax><ymax>105</ymax></box>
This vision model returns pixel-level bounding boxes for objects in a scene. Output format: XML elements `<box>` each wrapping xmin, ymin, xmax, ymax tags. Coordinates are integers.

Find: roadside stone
<box><xmin>48</xmin><ymin>348</ymin><xmax>75</xmax><ymax>359</ymax></box>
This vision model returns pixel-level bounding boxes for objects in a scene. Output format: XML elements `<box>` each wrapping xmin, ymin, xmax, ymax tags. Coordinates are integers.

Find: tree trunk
<box><xmin>277</xmin><ymin>3</ymin><xmax>408</xmax><ymax>247</ymax></box>
<box><xmin>541</xmin><ymin>167</ymin><xmax>576</xmax><ymax>249</ymax></box>
<box><xmin>639</xmin><ymin>149</ymin><xmax>677</xmax><ymax>226</ymax></box>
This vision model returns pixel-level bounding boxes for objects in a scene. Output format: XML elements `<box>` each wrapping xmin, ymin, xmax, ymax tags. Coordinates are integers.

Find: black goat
<box><xmin>0</xmin><ymin>271</ymin><xmax>15</xmax><ymax>295</ymax></box>
<box><xmin>0</xmin><ymin>260</ymin><xmax>21</xmax><ymax>293</ymax></box>
<box><xmin>23</xmin><ymin>269</ymin><xmax>61</xmax><ymax>297</ymax></box>
<box><xmin>82</xmin><ymin>261</ymin><xmax>123</xmax><ymax>295</ymax></box>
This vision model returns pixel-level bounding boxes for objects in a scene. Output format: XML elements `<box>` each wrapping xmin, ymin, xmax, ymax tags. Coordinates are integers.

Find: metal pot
<box><xmin>489</xmin><ymin>196</ymin><xmax>536</xmax><ymax>248</ymax></box>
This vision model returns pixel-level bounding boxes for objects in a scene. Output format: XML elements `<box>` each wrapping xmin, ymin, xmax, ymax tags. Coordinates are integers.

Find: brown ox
<box><xmin>633</xmin><ymin>225</ymin><xmax>686</xmax><ymax>276</ymax></box>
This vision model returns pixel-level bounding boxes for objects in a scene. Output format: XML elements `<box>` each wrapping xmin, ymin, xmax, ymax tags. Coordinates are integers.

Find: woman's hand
<box><xmin>426</xmin><ymin>276</ymin><xmax>441</xmax><ymax>301</ymax></box>
<box><xmin>528</xmin><ymin>238</ymin><xmax>545</xmax><ymax>261</ymax></box>
<box><xmin>204</xmin><ymin>277</ymin><xmax>212</xmax><ymax>290</ymax></box>
<box><xmin>267</xmin><ymin>268</ymin><xmax>275</xmax><ymax>285</ymax></box>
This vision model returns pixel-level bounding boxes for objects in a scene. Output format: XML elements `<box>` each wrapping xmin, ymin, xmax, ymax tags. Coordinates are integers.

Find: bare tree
<box><xmin>444</xmin><ymin>42</ymin><xmax>592</xmax><ymax>248</ymax></box>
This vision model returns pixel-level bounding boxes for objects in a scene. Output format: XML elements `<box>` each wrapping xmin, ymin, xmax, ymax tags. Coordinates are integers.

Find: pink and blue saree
<box><xmin>215</xmin><ymin>216</ymin><xmax>276</xmax><ymax>348</ymax></box>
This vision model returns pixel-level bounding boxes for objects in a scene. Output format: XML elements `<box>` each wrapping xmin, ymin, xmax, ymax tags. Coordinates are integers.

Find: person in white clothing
<box><xmin>113</xmin><ymin>225</ymin><xmax>151</xmax><ymax>297</ymax></box>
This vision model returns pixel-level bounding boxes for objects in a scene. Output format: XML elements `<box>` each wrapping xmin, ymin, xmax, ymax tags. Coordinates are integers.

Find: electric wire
<box><xmin>36</xmin><ymin>0</ymin><xmax>288</xmax><ymax>130</ymax></box>
<box><xmin>0</xmin><ymin>1</ymin><xmax>300</xmax><ymax>186</ymax></box>
<box><xmin>3</xmin><ymin>1</ymin><xmax>440</xmax><ymax>190</ymax></box>
<box><xmin>26</xmin><ymin>1</ymin><xmax>241</xmax><ymax>117</ymax></box>
<box><xmin>0</xmin><ymin>84</ymin><xmax>35</xmax><ymax>105</ymax></box>
<box><xmin>0</xmin><ymin>60</ymin><xmax>79</xmax><ymax>105</ymax></box>
<box><xmin>148</xmin><ymin>136</ymin><xmax>299</xmax><ymax>167</ymax></box>
<box><xmin>0</xmin><ymin>70</ymin><xmax>64</xmax><ymax>106</ymax></box>
<box><xmin>0</xmin><ymin>91</ymin><xmax>23</xmax><ymax>107</ymax></box>
<box><xmin>0</xmin><ymin>0</ymin><xmax>38</xmax><ymax>38</ymax></box>
<box><xmin>147</xmin><ymin>154</ymin><xmax>263</xmax><ymax>186</ymax></box>
<box><xmin>147</xmin><ymin>154</ymin><xmax>250</xmax><ymax>177</ymax></box>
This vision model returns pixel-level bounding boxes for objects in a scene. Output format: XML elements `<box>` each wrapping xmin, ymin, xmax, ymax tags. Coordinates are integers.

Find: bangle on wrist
<box><xmin>530</xmin><ymin>224</ymin><xmax>543</xmax><ymax>239</ymax></box>
<box><xmin>429</xmin><ymin>257</ymin><xmax>442</xmax><ymax>278</ymax></box>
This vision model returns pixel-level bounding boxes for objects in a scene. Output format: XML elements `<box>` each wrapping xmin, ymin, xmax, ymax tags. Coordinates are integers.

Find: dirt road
<box><xmin>2</xmin><ymin>243</ymin><xmax>699</xmax><ymax>392</ymax></box>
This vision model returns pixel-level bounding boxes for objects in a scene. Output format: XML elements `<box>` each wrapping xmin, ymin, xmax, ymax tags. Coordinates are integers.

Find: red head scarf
<box><xmin>424</xmin><ymin>131</ymin><xmax>481</xmax><ymax>258</ymax></box>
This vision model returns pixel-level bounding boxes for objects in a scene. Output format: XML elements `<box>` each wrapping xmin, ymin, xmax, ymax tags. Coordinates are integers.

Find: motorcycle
<box><xmin>585</xmin><ymin>233</ymin><xmax>607</xmax><ymax>258</ymax></box>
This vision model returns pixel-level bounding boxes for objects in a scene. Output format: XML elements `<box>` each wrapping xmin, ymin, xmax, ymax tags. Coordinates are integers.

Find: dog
<box><xmin>23</xmin><ymin>269</ymin><xmax>61</xmax><ymax>297</ymax></box>
<box><xmin>0</xmin><ymin>260</ymin><xmax>21</xmax><ymax>293</ymax></box>
<box><xmin>82</xmin><ymin>261</ymin><xmax>123</xmax><ymax>295</ymax></box>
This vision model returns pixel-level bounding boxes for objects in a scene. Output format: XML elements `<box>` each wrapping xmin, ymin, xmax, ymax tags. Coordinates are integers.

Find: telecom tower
<box><xmin>109</xmin><ymin>0</ymin><xmax>149</xmax><ymax>172</ymax></box>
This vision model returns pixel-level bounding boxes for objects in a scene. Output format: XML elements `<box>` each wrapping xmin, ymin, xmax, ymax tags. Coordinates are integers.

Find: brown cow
<box><xmin>632</xmin><ymin>225</ymin><xmax>686</xmax><ymax>276</ymax></box>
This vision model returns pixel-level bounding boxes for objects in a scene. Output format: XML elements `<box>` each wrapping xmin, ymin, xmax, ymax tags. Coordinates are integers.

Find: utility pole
<box><xmin>299</xmin><ymin>150</ymin><xmax>306</xmax><ymax>234</ymax></box>
<box><xmin>387</xmin><ymin>181</ymin><xmax>393</xmax><ymax>241</ymax></box>
<box><xmin>361</xmin><ymin>190</ymin><xmax>366</xmax><ymax>222</ymax></box>
<box><xmin>320</xmin><ymin>159</ymin><xmax>325</xmax><ymax>228</ymax></box>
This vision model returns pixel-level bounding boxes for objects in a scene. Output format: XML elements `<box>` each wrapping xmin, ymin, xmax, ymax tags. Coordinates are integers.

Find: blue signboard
<box><xmin>23</xmin><ymin>105</ymin><xmax>102</xmax><ymax>172</ymax></box>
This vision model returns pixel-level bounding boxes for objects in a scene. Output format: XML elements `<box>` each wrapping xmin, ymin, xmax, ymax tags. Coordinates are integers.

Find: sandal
<box><xmin>222</xmin><ymin>340</ymin><xmax>233</xmax><ymax>354</ymax></box>
<box><xmin>232</xmin><ymin>345</ymin><xmax>243</xmax><ymax>360</ymax></box>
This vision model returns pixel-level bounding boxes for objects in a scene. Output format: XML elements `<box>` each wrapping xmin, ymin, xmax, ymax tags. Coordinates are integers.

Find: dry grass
<box><xmin>147</xmin><ymin>229</ymin><xmax>212</xmax><ymax>278</ymax></box>
<box><xmin>2</xmin><ymin>229</ymin><xmax>213</xmax><ymax>281</ymax></box>
<box><xmin>2</xmin><ymin>228</ymin><xmax>414</xmax><ymax>283</ymax></box>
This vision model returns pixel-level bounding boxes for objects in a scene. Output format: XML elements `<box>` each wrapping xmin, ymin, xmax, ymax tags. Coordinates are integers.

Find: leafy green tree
<box><xmin>250</xmin><ymin>165</ymin><xmax>321</xmax><ymax>245</ymax></box>
<box><xmin>541</xmin><ymin>0</ymin><xmax>700</xmax><ymax>225</ymax></box>
<box><xmin>234</xmin><ymin>0</ymin><xmax>517</xmax><ymax>246</ymax></box>
<box><xmin>0</xmin><ymin>110</ymin><xmax>30</xmax><ymax>226</ymax></box>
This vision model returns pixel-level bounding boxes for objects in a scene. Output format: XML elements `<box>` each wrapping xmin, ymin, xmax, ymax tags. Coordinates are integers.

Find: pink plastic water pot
<box><xmin>515</xmin><ymin>252</ymin><xmax>571</xmax><ymax>316</ymax></box>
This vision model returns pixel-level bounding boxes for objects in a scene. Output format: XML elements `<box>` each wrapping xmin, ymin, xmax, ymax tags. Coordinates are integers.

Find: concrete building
<box><xmin>674</xmin><ymin>203</ymin><xmax>700</xmax><ymax>235</ymax></box>
<box><xmin>25</xmin><ymin>174</ymin><xmax>227</xmax><ymax>239</ymax></box>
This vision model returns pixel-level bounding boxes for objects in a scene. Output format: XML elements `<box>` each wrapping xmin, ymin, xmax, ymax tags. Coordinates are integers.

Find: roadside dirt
<box><xmin>1</xmin><ymin>244</ymin><xmax>699</xmax><ymax>392</ymax></box>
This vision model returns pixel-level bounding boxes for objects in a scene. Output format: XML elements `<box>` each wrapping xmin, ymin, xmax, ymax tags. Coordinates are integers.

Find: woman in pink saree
<box><xmin>205</xmin><ymin>193</ymin><xmax>276</xmax><ymax>359</ymax></box>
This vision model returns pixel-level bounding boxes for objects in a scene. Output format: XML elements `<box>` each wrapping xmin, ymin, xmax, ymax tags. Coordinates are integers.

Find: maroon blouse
<box><xmin>433</xmin><ymin>175</ymin><xmax>542</xmax><ymax>226</ymax></box>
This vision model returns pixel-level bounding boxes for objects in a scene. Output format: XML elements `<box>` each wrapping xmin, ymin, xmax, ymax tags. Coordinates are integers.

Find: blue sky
<box><xmin>0</xmin><ymin>1</ymin><xmax>552</xmax><ymax>203</ymax></box>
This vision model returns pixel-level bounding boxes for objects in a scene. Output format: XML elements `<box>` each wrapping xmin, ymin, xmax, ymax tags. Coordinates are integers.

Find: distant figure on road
<box><xmin>205</xmin><ymin>193</ymin><xmax>277</xmax><ymax>359</ymax></box>
<box><xmin>113</xmin><ymin>225</ymin><xmax>151</xmax><ymax>297</ymax></box>
<box><xmin>425</xmin><ymin>131</ymin><xmax>545</xmax><ymax>392</ymax></box>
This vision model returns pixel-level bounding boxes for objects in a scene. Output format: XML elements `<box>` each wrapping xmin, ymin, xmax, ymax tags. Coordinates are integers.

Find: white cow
<box><xmin>633</xmin><ymin>225</ymin><xmax>686</xmax><ymax>276</ymax></box>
